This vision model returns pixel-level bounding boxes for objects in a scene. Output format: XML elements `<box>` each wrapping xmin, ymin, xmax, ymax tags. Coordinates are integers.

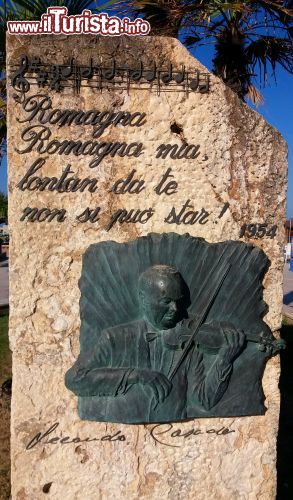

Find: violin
<box><xmin>185</xmin><ymin>318</ymin><xmax>285</xmax><ymax>356</ymax></box>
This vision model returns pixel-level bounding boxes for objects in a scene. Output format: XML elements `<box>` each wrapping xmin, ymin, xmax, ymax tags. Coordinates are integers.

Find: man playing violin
<box><xmin>65</xmin><ymin>265</ymin><xmax>246</xmax><ymax>423</ymax></box>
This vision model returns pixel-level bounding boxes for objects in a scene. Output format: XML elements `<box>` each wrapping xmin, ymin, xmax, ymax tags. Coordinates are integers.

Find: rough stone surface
<box><xmin>7</xmin><ymin>34</ymin><xmax>287</xmax><ymax>499</ymax></box>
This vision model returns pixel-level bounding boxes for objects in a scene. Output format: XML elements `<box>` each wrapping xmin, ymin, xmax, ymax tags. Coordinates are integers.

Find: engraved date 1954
<box><xmin>239</xmin><ymin>223</ymin><xmax>277</xmax><ymax>239</ymax></box>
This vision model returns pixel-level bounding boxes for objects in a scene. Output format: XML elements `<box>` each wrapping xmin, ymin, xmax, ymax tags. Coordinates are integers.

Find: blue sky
<box><xmin>0</xmin><ymin>37</ymin><xmax>292</xmax><ymax>217</ymax></box>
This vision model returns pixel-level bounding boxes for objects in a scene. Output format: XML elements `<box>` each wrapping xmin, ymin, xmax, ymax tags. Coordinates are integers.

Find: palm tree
<box><xmin>0</xmin><ymin>191</ymin><xmax>8</xmax><ymax>220</ymax></box>
<box><xmin>114</xmin><ymin>0</ymin><xmax>206</xmax><ymax>37</ymax></box>
<box><xmin>115</xmin><ymin>1</ymin><xmax>292</xmax><ymax>102</ymax></box>
<box><xmin>186</xmin><ymin>1</ymin><xmax>293</xmax><ymax>102</ymax></box>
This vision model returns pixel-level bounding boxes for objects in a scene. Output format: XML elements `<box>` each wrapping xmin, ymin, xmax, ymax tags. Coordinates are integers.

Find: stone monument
<box><xmin>7</xmin><ymin>33</ymin><xmax>287</xmax><ymax>499</ymax></box>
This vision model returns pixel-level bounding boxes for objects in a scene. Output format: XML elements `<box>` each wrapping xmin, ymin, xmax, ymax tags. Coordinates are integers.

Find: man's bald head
<box><xmin>138</xmin><ymin>265</ymin><xmax>189</xmax><ymax>330</ymax></box>
<box><xmin>138</xmin><ymin>265</ymin><xmax>183</xmax><ymax>296</ymax></box>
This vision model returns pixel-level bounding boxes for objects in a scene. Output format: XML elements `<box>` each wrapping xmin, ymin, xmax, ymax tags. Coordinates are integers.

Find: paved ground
<box><xmin>283</xmin><ymin>264</ymin><xmax>293</xmax><ymax>320</ymax></box>
<box><xmin>0</xmin><ymin>257</ymin><xmax>293</xmax><ymax>316</ymax></box>
<box><xmin>0</xmin><ymin>258</ymin><xmax>8</xmax><ymax>307</ymax></box>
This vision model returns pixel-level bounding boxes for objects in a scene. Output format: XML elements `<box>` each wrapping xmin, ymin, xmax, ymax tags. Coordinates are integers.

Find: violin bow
<box><xmin>168</xmin><ymin>261</ymin><xmax>231</xmax><ymax>381</ymax></box>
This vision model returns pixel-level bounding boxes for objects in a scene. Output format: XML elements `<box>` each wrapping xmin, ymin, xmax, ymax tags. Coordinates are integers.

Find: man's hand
<box><xmin>218</xmin><ymin>324</ymin><xmax>246</xmax><ymax>364</ymax></box>
<box><xmin>128</xmin><ymin>369</ymin><xmax>172</xmax><ymax>403</ymax></box>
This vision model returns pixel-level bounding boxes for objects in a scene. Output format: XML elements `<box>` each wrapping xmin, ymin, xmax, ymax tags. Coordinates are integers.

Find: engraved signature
<box><xmin>25</xmin><ymin>422</ymin><xmax>235</xmax><ymax>450</ymax></box>
<box><xmin>149</xmin><ymin>423</ymin><xmax>235</xmax><ymax>448</ymax></box>
<box><xmin>26</xmin><ymin>422</ymin><xmax>126</xmax><ymax>450</ymax></box>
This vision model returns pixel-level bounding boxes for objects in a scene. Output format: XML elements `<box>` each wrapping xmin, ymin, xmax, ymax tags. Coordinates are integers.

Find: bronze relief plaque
<box><xmin>65</xmin><ymin>232</ymin><xmax>283</xmax><ymax>423</ymax></box>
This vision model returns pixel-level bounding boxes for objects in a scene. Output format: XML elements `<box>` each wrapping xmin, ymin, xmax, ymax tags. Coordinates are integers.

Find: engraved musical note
<box><xmin>29</xmin><ymin>57</ymin><xmax>41</xmax><ymax>74</ymax></box>
<box><xmin>51</xmin><ymin>60</ymin><xmax>78</xmax><ymax>92</ymax></box>
<box><xmin>11</xmin><ymin>55</ymin><xmax>30</xmax><ymax>93</ymax></box>
<box><xmin>95</xmin><ymin>65</ymin><xmax>103</xmax><ymax>91</ymax></box>
<box><xmin>102</xmin><ymin>60</ymin><xmax>116</xmax><ymax>80</ymax></box>
<box><xmin>198</xmin><ymin>73</ymin><xmax>209</xmax><ymax>93</ymax></box>
<box><xmin>144</xmin><ymin>61</ymin><xmax>157</xmax><ymax>82</ymax></box>
<box><xmin>80</xmin><ymin>58</ymin><xmax>94</xmax><ymax>80</ymax></box>
<box><xmin>61</xmin><ymin>58</ymin><xmax>79</xmax><ymax>92</ymax></box>
<box><xmin>49</xmin><ymin>65</ymin><xmax>64</xmax><ymax>92</ymax></box>
<box><xmin>128</xmin><ymin>61</ymin><xmax>143</xmax><ymax>82</ymax></box>
<box><xmin>61</xmin><ymin>58</ymin><xmax>74</xmax><ymax>79</ymax></box>
<box><xmin>48</xmin><ymin>60</ymin><xmax>75</xmax><ymax>91</ymax></box>
<box><xmin>29</xmin><ymin>57</ymin><xmax>46</xmax><ymax>90</ymax></box>
<box><xmin>10</xmin><ymin>54</ymin><xmax>210</xmax><ymax>95</ymax></box>
<box><xmin>161</xmin><ymin>63</ymin><xmax>173</xmax><ymax>84</ymax></box>
<box><xmin>189</xmin><ymin>70</ymin><xmax>199</xmax><ymax>91</ymax></box>
<box><xmin>173</xmin><ymin>65</ymin><xmax>185</xmax><ymax>84</ymax></box>
<box><xmin>36</xmin><ymin>69</ymin><xmax>49</xmax><ymax>87</ymax></box>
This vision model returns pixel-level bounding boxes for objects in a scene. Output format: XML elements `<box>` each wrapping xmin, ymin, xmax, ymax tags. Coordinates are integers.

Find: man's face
<box><xmin>141</xmin><ymin>274</ymin><xmax>186</xmax><ymax>330</ymax></box>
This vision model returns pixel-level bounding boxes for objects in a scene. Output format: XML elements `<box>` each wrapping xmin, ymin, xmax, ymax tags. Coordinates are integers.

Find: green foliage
<box><xmin>208</xmin><ymin>2</ymin><xmax>293</xmax><ymax>102</ymax></box>
<box><xmin>114</xmin><ymin>0</ymin><xmax>198</xmax><ymax>37</ymax></box>
<box><xmin>115</xmin><ymin>1</ymin><xmax>293</xmax><ymax>102</ymax></box>
<box><xmin>0</xmin><ymin>192</ymin><xmax>8</xmax><ymax>219</ymax></box>
<box><xmin>283</xmin><ymin>315</ymin><xmax>293</xmax><ymax>326</ymax></box>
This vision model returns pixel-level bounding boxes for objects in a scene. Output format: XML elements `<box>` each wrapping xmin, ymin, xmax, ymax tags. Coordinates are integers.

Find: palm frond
<box><xmin>246</xmin><ymin>35</ymin><xmax>293</xmax><ymax>80</ymax></box>
<box><xmin>184</xmin><ymin>34</ymin><xmax>201</xmax><ymax>46</ymax></box>
<box><xmin>247</xmin><ymin>83</ymin><xmax>264</xmax><ymax>104</ymax></box>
